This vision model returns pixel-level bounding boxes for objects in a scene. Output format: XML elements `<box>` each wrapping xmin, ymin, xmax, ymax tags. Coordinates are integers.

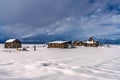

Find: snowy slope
<box><xmin>0</xmin><ymin>44</ymin><xmax>120</xmax><ymax>80</ymax></box>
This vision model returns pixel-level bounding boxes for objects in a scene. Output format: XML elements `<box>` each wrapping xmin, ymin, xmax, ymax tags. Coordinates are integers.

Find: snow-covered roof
<box><xmin>85</xmin><ymin>41</ymin><xmax>94</xmax><ymax>44</ymax></box>
<box><xmin>5</xmin><ymin>39</ymin><xmax>17</xmax><ymax>43</ymax></box>
<box><xmin>48</xmin><ymin>41</ymin><xmax>69</xmax><ymax>44</ymax></box>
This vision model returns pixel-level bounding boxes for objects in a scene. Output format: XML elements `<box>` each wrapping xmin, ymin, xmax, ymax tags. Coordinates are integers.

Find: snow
<box><xmin>0</xmin><ymin>44</ymin><xmax>120</xmax><ymax>80</ymax></box>
<box><xmin>48</xmin><ymin>41</ymin><xmax>69</xmax><ymax>44</ymax></box>
<box><xmin>86</xmin><ymin>41</ymin><xmax>94</xmax><ymax>44</ymax></box>
<box><xmin>5</xmin><ymin>39</ymin><xmax>16</xmax><ymax>43</ymax></box>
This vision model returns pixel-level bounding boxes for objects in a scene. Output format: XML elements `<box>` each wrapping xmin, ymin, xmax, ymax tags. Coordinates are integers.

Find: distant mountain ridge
<box><xmin>13</xmin><ymin>37</ymin><xmax>120</xmax><ymax>44</ymax></box>
<box><xmin>1</xmin><ymin>37</ymin><xmax>120</xmax><ymax>44</ymax></box>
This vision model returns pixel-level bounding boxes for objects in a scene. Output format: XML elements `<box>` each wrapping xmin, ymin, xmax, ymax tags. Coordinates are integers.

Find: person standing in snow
<box><xmin>33</xmin><ymin>45</ymin><xmax>36</xmax><ymax>51</ymax></box>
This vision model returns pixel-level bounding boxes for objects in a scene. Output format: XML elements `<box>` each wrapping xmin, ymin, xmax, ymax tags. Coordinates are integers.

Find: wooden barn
<box><xmin>79</xmin><ymin>41</ymin><xmax>85</xmax><ymax>46</ymax></box>
<box><xmin>48</xmin><ymin>41</ymin><xmax>73</xmax><ymax>48</ymax></box>
<box><xmin>73</xmin><ymin>41</ymin><xmax>80</xmax><ymax>46</ymax></box>
<box><xmin>83</xmin><ymin>37</ymin><xmax>100</xmax><ymax>47</ymax></box>
<box><xmin>72</xmin><ymin>37</ymin><xmax>100</xmax><ymax>47</ymax></box>
<box><xmin>4</xmin><ymin>39</ymin><xmax>22</xmax><ymax>48</ymax></box>
<box><xmin>73</xmin><ymin>41</ymin><xmax>85</xmax><ymax>46</ymax></box>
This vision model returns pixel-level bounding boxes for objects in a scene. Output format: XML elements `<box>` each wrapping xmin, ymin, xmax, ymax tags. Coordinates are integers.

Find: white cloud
<box><xmin>0</xmin><ymin>0</ymin><xmax>120</xmax><ymax>40</ymax></box>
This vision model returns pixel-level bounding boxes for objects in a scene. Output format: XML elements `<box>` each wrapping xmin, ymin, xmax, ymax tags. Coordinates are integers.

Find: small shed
<box><xmin>48</xmin><ymin>41</ymin><xmax>73</xmax><ymax>48</ymax></box>
<box><xmin>4</xmin><ymin>39</ymin><xmax>21</xmax><ymax>48</ymax></box>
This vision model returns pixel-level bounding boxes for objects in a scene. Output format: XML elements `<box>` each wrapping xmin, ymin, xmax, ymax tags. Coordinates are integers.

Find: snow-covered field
<box><xmin>0</xmin><ymin>44</ymin><xmax>120</xmax><ymax>80</ymax></box>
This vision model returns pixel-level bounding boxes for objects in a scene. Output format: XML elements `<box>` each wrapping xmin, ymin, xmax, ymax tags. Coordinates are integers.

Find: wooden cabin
<box><xmin>79</xmin><ymin>41</ymin><xmax>85</xmax><ymax>46</ymax></box>
<box><xmin>83</xmin><ymin>37</ymin><xmax>100</xmax><ymax>47</ymax></box>
<box><xmin>73</xmin><ymin>41</ymin><xmax>85</xmax><ymax>46</ymax></box>
<box><xmin>88</xmin><ymin>37</ymin><xmax>95</xmax><ymax>42</ymax></box>
<box><xmin>73</xmin><ymin>41</ymin><xmax>80</xmax><ymax>46</ymax></box>
<box><xmin>4</xmin><ymin>39</ymin><xmax>21</xmax><ymax>48</ymax></box>
<box><xmin>48</xmin><ymin>41</ymin><xmax>73</xmax><ymax>48</ymax></box>
<box><xmin>73</xmin><ymin>37</ymin><xmax>100</xmax><ymax>47</ymax></box>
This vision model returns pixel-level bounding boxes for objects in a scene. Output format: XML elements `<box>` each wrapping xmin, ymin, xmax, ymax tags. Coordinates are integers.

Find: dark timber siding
<box><xmin>5</xmin><ymin>39</ymin><xmax>21</xmax><ymax>48</ymax></box>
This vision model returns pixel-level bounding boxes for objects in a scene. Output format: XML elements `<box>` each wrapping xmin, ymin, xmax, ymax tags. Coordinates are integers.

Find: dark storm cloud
<box><xmin>0</xmin><ymin>0</ymin><xmax>95</xmax><ymax>39</ymax></box>
<box><xmin>1</xmin><ymin>0</ymin><xmax>120</xmax><ymax>40</ymax></box>
<box><xmin>0</xmin><ymin>0</ymin><xmax>91</xmax><ymax>26</ymax></box>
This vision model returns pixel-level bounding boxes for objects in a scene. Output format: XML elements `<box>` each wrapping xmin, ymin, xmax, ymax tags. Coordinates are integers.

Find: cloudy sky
<box><xmin>0</xmin><ymin>0</ymin><xmax>120</xmax><ymax>41</ymax></box>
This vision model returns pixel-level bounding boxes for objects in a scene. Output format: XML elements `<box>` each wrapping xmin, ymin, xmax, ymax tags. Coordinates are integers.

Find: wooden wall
<box><xmin>4</xmin><ymin>40</ymin><xmax>21</xmax><ymax>48</ymax></box>
<box><xmin>73</xmin><ymin>41</ymin><xmax>100</xmax><ymax>47</ymax></box>
<box><xmin>48</xmin><ymin>43</ymin><xmax>69</xmax><ymax>48</ymax></box>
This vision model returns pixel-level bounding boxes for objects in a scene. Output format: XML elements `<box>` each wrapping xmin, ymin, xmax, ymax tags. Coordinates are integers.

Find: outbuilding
<box><xmin>48</xmin><ymin>41</ymin><xmax>73</xmax><ymax>48</ymax></box>
<box><xmin>83</xmin><ymin>37</ymin><xmax>100</xmax><ymax>47</ymax></box>
<box><xmin>4</xmin><ymin>39</ymin><xmax>21</xmax><ymax>48</ymax></box>
<box><xmin>73</xmin><ymin>41</ymin><xmax>80</xmax><ymax>46</ymax></box>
